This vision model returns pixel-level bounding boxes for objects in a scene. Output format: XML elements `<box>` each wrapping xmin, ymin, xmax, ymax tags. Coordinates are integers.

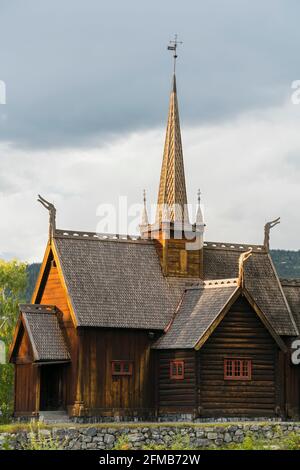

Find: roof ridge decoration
<box><xmin>281</xmin><ymin>278</ymin><xmax>300</xmax><ymax>286</ymax></box>
<box><xmin>54</xmin><ymin>230</ymin><xmax>268</xmax><ymax>251</ymax></box>
<box><xmin>185</xmin><ymin>279</ymin><xmax>239</xmax><ymax>290</ymax></box>
<box><xmin>264</xmin><ymin>217</ymin><xmax>280</xmax><ymax>251</ymax></box>
<box><xmin>38</xmin><ymin>194</ymin><xmax>56</xmax><ymax>241</ymax></box>
<box><xmin>203</xmin><ymin>241</ymin><xmax>265</xmax><ymax>252</ymax></box>
<box><xmin>19</xmin><ymin>304</ymin><xmax>56</xmax><ymax>314</ymax></box>
<box><xmin>238</xmin><ymin>248</ymin><xmax>253</xmax><ymax>288</ymax></box>
<box><xmin>54</xmin><ymin>229</ymin><xmax>151</xmax><ymax>244</ymax></box>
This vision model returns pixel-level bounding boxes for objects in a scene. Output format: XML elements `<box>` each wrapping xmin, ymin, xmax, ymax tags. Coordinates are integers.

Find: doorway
<box><xmin>39</xmin><ymin>364</ymin><xmax>66</xmax><ymax>411</ymax></box>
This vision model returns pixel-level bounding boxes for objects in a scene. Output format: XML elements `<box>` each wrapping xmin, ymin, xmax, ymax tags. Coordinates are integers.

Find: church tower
<box><xmin>140</xmin><ymin>38</ymin><xmax>205</xmax><ymax>277</ymax></box>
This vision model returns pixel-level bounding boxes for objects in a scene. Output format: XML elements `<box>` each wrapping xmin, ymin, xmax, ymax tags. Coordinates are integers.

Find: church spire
<box><xmin>141</xmin><ymin>189</ymin><xmax>149</xmax><ymax>227</ymax></box>
<box><xmin>155</xmin><ymin>64</ymin><xmax>189</xmax><ymax>225</ymax></box>
<box><xmin>195</xmin><ymin>189</ymin><xmax>204</xmax><ymax>226</ymax></box>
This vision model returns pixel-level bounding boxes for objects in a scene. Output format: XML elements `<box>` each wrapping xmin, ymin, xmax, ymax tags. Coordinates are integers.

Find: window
<box><xmin>112</xmin><ymin>360</ymin><xmax>133</xmax><ymax>376</ymax></box>
<box><xmin>224</xmin><ymin>358</ymin><xmax>251</xmax><ymax>380</ymax></box>
<box><xmin>170</xmin><ymin>360</ymin><xmax>184</xmax><ymax>379</ymax></box>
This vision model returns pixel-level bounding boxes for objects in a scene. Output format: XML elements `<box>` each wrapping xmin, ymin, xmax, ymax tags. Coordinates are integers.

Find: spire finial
<box><xmin>197</xmin><ymin>188</ymin><xmax>201</xmax><ymax>205</ymax></box>
<box><xmin>167</xmin><ymin>34</ymin><xmax>183</xmax><ymax>74</ymax></box>
<box><xmin>195</xmin><ymin>189</ymin><xmax>204</xmax><ymax>226</ymax></box>
<box><xmin>140</xmin><ymin>189</ymin><xmax>149</xmax><ymax>228</ymax></box>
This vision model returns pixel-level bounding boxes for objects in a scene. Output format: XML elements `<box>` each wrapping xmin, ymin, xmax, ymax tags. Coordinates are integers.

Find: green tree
<box><xmin>0</xmin><ymin>259</ymin><xmax>27</xmax><ymax>423</ymax></box>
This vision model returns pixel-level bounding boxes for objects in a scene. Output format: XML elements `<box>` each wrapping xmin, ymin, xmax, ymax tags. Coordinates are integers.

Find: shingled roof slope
<box><xmin>203</xmin><ymin>246</ymin><xmax>298</xmax><ymax>336</ymax></box>
<box><xmin>51</xmin><ymin>233</ymin><xmax>298</xmax><ymax>336</ymax></box>
<box><xmin>281</xmin><ymin>279</ymin><xmax>300</xmax><ymax>332</ymax></box>
<box><xmin>54</xmin><ymin>235</ymin><xmax>176</xmax><ymax>329</ymax></box>
<box><xmin>153</xmin><ymin>281</ymin><xmax>238</xmax><ymax>349</ymax></box>
<box><xmin>21</xmin><ymin>305</ymin><xmax>70</xmax><ymax>361</ymax></box>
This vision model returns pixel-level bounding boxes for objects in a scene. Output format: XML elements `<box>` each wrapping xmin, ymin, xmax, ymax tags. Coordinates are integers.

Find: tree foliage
<box><xmin>0</xmin><ymin>259</ymin><xmax>27</xmax><ymax>423</ymax></box>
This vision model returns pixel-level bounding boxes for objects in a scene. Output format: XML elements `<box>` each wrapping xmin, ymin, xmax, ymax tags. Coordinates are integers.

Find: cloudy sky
<box><xmin>0</xmin><ymin>0</ymin><xmax>300</xmax><ymax>261</ymax></box>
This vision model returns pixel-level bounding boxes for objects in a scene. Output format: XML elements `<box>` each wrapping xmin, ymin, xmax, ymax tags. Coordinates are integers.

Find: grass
<box><xmin>0</xmin><ymin>419</ymin><xmax>285</xmax><ymax>433</ymax></box>
<box><xmin>218</xmin><ymin>432</ymin><xmax>300</xmax><ymax>450</ymax></box>
<box><xmin>0</xmin><ymin>422</ymin><xmax>66</xmax><ymax>450</ymax></box>
<box><xmin>0</xmin><ymin>420</ymin><xmax>297</xmax><ymax>434</ymax></box>
<box><xmin>0</xmin><ymin>422</ymin><xmax>48</xmax><ymax>433</ymax></box>
<box><xmin>112</xmin><ymin>431</ymin><xmax>300</xmax><ymax>451</ymax></box>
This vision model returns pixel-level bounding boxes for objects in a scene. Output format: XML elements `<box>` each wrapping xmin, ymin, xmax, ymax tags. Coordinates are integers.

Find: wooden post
<box><xmin>35</xmin><ymin>365</ymin><xmax>41</xmax><ymax>416</ymax></box>
<box><xmin>73</xmin><ymin>329</ymin><xmax>85</xmax><ymax>416</ymax></box>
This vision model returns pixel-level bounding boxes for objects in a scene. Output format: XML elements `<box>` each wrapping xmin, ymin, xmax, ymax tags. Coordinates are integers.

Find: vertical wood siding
<box><xmin>80</xmin><ymin>328</ymin><xmax>155</xmax><ymax>415</ymax></box>
<box><xmin>14</xmin><ymin>364</ymin><xmax>39</xmax><ymax>414</ymax></box>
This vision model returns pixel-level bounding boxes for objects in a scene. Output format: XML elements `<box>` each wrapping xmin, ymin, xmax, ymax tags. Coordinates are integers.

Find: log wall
<box><xmin>156</xmin><ymin>349</ymin><xmax>196</xmax><ymax>414</ymax></box>
<box><xmin>197</xmin><ymin>296</ymin><xmax>280</xmax><ymax>417</ymax></box>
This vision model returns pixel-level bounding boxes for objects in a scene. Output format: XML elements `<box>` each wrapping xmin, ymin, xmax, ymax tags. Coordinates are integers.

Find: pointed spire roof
<box><xmin>141</xmin><ymin>189</ymin><xmax>149</xmax><ymax>227</ymax></box>
<box><xmin>195</xmin><ymin>189</ymin><xmax>204</xmax><ymax>226</ymax></box>
<box><xmin>156</xmin><ymin>74</ymin><xmax>189</xmax><ymax>225</ymax></box>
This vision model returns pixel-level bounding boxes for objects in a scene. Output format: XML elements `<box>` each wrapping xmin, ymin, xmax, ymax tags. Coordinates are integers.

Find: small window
<box><xmin>170</xmin><ymin>360</ymin><xmax>184</xmax><ymax>379</ymax></box>
<box><xmin>224</xmin><ymin>358</ymin><xmax>251</xmax><ymax>380</ymax></box>
<box><xmin>112</xmin><ymin>360</ymin><xmax>133</xmax><ymax>376</ymax></box>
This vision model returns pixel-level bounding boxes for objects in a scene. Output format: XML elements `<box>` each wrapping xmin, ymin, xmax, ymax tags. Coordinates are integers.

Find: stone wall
<box><xmin>1</xmin><ymin>422</ymin><xmax>300</xmax><ymax>450</ymax></box>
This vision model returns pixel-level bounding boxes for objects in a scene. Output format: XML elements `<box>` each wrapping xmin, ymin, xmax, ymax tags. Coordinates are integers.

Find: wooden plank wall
<box><xmin>156</xmin><ymin>349</ymin><xmax>196</xmax><ymax>414</ymax></box>
<box><xmin>198</xmin><ymin>296</ymin><xmax>279</xmax><ymax>418</ymax></box>
<box><xmin>13</xmin><ymin>324</ymin><xmax>39</xmax><ymax>414</ymax></box>
<box><xmin>154</xmin><ymin>238</ymin><xmax>203</xmax><ymax>278</ymax></box>
<box><xmin>14</xmin><ymin>364</ymin><xmax>39</xmax><ymax>414</ymax></box>
<box><xmin>80</xmin><ymin>328</ymin><xmax>155</xmax><ymax>416</ymax></box>
<box><xmin>285</xmin><ymin>338</ymin><xmax>300</xmax><ymax>419</ymax></box>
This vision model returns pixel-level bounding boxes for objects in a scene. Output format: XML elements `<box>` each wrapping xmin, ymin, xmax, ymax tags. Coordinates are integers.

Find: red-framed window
<box><xmin>170</xmin><ymin>360</ymin><xmax>184</xmax><ymax>379</ymax></box>
<box><xmin>224</xmin><ymin>358</ymin><xmax>252</xmax><ymax>380</ymax></box>
<box><xmin>111</xmin><ymin>360</ymin><xmax>133</xmax><ymax>376</ymax></box>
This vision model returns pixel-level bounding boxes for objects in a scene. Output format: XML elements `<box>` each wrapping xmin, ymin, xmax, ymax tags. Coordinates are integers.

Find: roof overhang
<box><xmin>9</xmin><ymin>306</ymin><xmax>71</xmax><ymax>363</ymax></box>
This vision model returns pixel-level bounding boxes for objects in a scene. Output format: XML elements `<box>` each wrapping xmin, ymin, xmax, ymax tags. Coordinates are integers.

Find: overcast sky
<box><xmin>0</xmin><ymin>0</ymin><xmax>300</xmax><ymax>261</ymax></box>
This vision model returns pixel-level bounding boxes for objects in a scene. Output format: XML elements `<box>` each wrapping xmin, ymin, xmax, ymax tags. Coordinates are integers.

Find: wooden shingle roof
<box><xmin>50</xmin><ymin>231</ymin><xmax>298</xmax><ymax>337</ymax></box>
<box><xmin>153</xmin><ymin>280</ymin><xmax>239</xmax><ymax>349</ymax></box>
<box><xmin>20</xmin><ymin>305</ymin><xmax>70</xmax><ymax>362</ymax></box>
<box><xmin>203</xmin><ymin>244</ymin><xmax>298</xmax><ymax>336</ymax></box>
<box><xmin>53</xmin><ymin>234</ymin><xmax>176</xmax><ymax>329</ymax></box>
<box><xmin>281</xmin><ymin>279</ymin><xmax>300</xmax><ymax>332</ymax></box>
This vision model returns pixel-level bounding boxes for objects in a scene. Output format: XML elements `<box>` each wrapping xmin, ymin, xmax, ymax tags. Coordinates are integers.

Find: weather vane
<box><xmin>167</xmin><ymin>34</ymin><xmax>183</xmax><ymax>73</ymax></box>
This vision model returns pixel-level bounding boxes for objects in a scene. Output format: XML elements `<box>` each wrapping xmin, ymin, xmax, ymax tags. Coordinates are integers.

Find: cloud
<box><xmin>0</xmin><ymin>0</ymin><xmax>300</xmax><ymax>148</ymax></box>
<box><xmin>0</xmin><ymin>96</ymin><xmax>299</xmax><ymax>261</ymax></box>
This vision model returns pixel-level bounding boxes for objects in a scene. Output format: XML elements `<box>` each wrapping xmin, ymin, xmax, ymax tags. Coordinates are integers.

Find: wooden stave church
<box><xmin>9</xmin><ymin>73</ymin><xmax>300</xmax><ymax>421</ymax></box>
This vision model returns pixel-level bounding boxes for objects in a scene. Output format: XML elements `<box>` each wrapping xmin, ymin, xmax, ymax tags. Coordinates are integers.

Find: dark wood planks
<box><xmin>198</xmin><ymin>296</ymin><xmax>279</xmax><ymax>418</ymax></box>
<box><xmin>79</xmin><ymin>328</ymin><xmax>155</xmax><ymax>416</ymax></box>
<box><xmin>156</xmin><ymin>349</ymin><xmax>196</xmax><ymax>413</ymax></box>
